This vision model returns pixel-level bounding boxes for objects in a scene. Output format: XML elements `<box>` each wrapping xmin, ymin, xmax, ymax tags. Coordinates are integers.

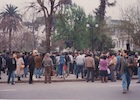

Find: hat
<box><xmin>33</xmin><ymin>50</ymin><xmax>38</xmax><ymax>54</ymax></box>
<box><xmin>45</xmin><ymin>53</ymin><xmax>50</xmax><ymax>57</ymax></box>
<box><xmin>37</xmin><ymin>53</ymin><xmax>40</xmax><ymax>55</ymax></box>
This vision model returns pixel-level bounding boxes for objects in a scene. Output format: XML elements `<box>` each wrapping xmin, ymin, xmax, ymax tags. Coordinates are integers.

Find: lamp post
<box><xmin>86</xmin><ymin>23</ymin><xmax>98</xmax><ymax>53</ymax></box>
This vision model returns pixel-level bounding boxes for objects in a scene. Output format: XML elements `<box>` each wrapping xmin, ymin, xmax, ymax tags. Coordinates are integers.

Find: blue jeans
<box><xmin>138</xmin><ymin>67</ymin><xmax>140</xmax><ymax>82</ymax></box>
<box><xmin>23</xmin><ymin>67</ymin><xmax>28</xmax><ymax>77</ymax></box>
<box><xmin>74</xmin><ymin>63</ymin><xmax>77</xmax><ymax>75</ymax></box>
<box><xmin>40</xmin><ymin>67</ymin><xmax>44</xmax><ymax>76</ymax></box>
<box><xmin>76</xmin><ymin>65</ymin><xmax>84</xmax><ymax>78</ymax></box>
<box><xmin>58</xmin><ymin>63</ymin><xmax>64</xmax><ymax>75</ymax></box>
<box><xmin>34</xmin><ymin>68</ymin><xmax>41</xmax><ymax>78</ymax></box>
<box><xmin>121</xmin><ymin>73</ymin><xmax>131</xmax><ymax>90</ymax></box>
<box><xmin>7</xmin><ymin>70</ymin><xmax>15</xmax><ymax>84</ymax></box>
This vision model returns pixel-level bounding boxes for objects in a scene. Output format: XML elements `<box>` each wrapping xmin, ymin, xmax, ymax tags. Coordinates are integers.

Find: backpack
<box><xmin>60</xmin><ymin>56</ymin><xmax>65</xmax><ymax>64</ymax></box>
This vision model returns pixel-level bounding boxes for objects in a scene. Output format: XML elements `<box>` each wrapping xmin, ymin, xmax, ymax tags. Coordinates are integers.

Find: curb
<box><xmin>0</xmin><ymin>79</ymin><xmax>86</xmax><ymax>84</ymax></box>
<box><xmin>0</xmin><ymin>78</ymin><xmax>138</xmax><ymax>84</ymax></box>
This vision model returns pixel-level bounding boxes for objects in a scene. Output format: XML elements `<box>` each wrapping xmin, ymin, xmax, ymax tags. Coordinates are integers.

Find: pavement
<box><xmin>0</xmin><ymin>72</ymin><xmax>85</xmax><ymax>83</ymax></box>
<box><xmin>0</xmin><ymin>72</ymin><xmax>139</xmax><ymax>83</ymax></box>
<box><xmin>0</xmin><ymin>80</ymin><xmax>140</xmax><ymax>100</ymax></box>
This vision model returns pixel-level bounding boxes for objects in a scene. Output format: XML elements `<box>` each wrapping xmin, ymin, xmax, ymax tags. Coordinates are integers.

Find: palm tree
<box><xmin>0</xmin><ymin>4</ymin><xmax>22</xmax><ymax>52</ymax></box>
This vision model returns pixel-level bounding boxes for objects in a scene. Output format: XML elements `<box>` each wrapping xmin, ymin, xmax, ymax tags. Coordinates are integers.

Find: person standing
<box><xmin>73</xmin><ymin>53</ymin><xmax>78</xmax><ymax>75</ymax></box>
<box><xmin>85</xmin><ymin>54</ymin><xmax>95</xmax><ymax>82</ymax></box>
<box><xmin>94</xmin><ymin>54</ymin><xmax>100</xmax><ymax>79</ymax></box>
<box><xmin>137</xmin><ymin>54</ymin><xmax>140</xmax><ymax>83</ymax></box>
<box><xmin>28</xmin><ymin>52</ymin><xmax>35</xmax><ymax>84</ymax></box>
<box><xmin>119</xmin><ymin>50</ymin><xmax>134</xmax><ymax>94</ymax></box>
<box><xmin>15</xmin><ymin>53</ymin><xmax>24</xmax><ymax>81</ymax></box>
<box><xmin>50</xmin><ymin>52</ymin><xmax>56</xmax><ymax>76</ymax></box>
<box><xmin>23</xmin><ymin>52</ymin><xmax>28</xmax><ymax>78</ymax></box>
<box><xmin>65</xmin><ymin>52</ymin><xmax>71</xmax><ymax>76</ymax></box>
<box><xmin>42</xmin><ymin>53</ymin><xmax>53</xmax><ymax>83</ymax></box>
<box><xmin>115</xmin><ymin>51</ymin><xmax>122</xmax><ymax>80</ymax></box>
<box><xmin>34</xmin><ymin>53</ymin><xmax>42</xmax><ymax>78</ymax></box>
<box><xmin>55</xmin><ymin>53</ymin><xmax>60</xmax><ymax>76</ymax></box>
<box><xmin>58</xmin><ymin>53</ymin><xmax>65</xmax><ymax>78</ymax></box>
<box><xmin>76</xmin><ymin>52</ymin><xmax>85</xmax><ymax>79</ymax></box>
<box><xmin>6</xmin><ymin>54</ymin><xmax>16</xmax><ymax>85</ymax></box>
<box><xmin>99</xmin><ymin>55</ymin><xmax>108</xmax><ymax>83</ymax></box>
<box><xmin>69</xmin><ymin>52</ymin><xmax>74</xmax><ymax>74</ymax></box>
<box><xmin>108</xmin><ymin>53</ymin><xmax>117</xmax><ymax>82</ymax></box>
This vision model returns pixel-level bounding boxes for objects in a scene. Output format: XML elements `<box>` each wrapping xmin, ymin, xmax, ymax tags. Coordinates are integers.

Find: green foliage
<box><xmin>54</xmin><ymin>4</ymin><xmax>89</xmax><ymax>50</ymax></box>
<box><xmin>53</xmin><ymin>3</ymin><xmax>115</xmax><ymax>51</ymax></box>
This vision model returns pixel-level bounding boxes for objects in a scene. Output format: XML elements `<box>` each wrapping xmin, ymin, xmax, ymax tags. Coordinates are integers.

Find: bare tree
<box><xmin>35</xmin><ymin>0</ymin><xmax>71</xmax><ymax>53</ymax></box>
<box><xmin>120</xmin><ymin>0</ymin><xmax>140</xmax><ymax>48</ymax></box>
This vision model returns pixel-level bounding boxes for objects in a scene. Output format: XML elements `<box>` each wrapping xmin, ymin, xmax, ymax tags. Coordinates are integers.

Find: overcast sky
<box><xmin>0</xmin><ymin>0</ymin><xmax>137</xmax><ymax>19</ymax></box>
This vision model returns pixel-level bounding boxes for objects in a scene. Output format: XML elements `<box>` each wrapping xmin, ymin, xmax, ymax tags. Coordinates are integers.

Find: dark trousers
<box><xmin>45</xmin><ymin>67</ymin><xmax>51</xmax><ymax>83</ymax></box>
<box><xmin>76</xmin><ymin>65</ymin><xmax>84</xmax><ymax>78</ymax></box>
<box><xmin>29</xmin><ymin>67</ymin><xmax>34</xmax><ymax>84</ymax></box>
<box><xmin>87</xmin><ymin>67</ymin><xmax>94</xmax><ymax>82</ymax></box>
<box><xmin>69</xmin><ymin>63</ymin><xmax>74</xmax><ymax>74</ymax></box>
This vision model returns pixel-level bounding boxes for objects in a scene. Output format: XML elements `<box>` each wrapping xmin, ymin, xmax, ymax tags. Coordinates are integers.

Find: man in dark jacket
<box><xmin>28</xmin><ymin>53</ymin><xmax>35</xmax><ymax>84</ymax></box>
<box><xmin>6</xmin><ymin>54</ymin><xmax>16</xmax><ymax>85</ymax></box>
<box><xmin>119</xmin><ymin>50</ymin><xmax>134</xmax><ymax>94</ymax></box>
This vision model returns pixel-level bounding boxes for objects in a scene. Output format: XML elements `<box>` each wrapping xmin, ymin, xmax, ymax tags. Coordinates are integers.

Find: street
<box><xmin>0</xmin><ymin>80</ymin><xmax>140</xmax><ymax>100</ymax></box>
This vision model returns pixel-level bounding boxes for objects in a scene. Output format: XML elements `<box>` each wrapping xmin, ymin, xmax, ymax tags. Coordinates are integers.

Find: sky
<box><xmin>0</xmin><ymin>0</ymin><xmax>137</xmax><ymax>19</ymax></box>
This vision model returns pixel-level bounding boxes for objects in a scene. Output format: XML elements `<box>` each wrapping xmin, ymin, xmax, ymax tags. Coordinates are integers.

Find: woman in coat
<box><xmin>16</xmin><ymin>53</ymin><xmax>24</xmax><ymax>81</ymax></box>
<box><xmin>35</xmin><ymin>53</ymin><xmax>42</xmax><ymax>78</ymax></box>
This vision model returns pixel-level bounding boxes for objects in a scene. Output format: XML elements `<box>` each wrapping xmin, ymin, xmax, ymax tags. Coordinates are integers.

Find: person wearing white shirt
<box><xmin>76</xmin><ymin>52</ymin><xmax>85</xmax><ymax>79</ymax></box>
<box><xmin>55</xmin><ymin>53</ymin><xmax>60</xmax><ymax>76</ymax></box>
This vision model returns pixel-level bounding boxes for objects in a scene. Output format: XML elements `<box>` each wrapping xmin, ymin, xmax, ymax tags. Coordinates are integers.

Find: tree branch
<box><xmin>37</xmin><ymin>0</ymin><xmax>49</xmax><ymax>16</ymax></box>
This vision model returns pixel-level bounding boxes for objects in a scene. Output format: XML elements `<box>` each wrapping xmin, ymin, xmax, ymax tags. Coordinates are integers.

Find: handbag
<box><xmin>107</xmin><ymin>68</ymin><xmax>110</xmax><ymax>74</ymax></box>
<box><xmin>20</xmin><ymin>64</ymin><xmax>25</xmax><ymax>70</ymax></box>
<box><xmin>63</xmin><ymin>65</ymin><xmax>67</xmax><ymax>71</ymax></box>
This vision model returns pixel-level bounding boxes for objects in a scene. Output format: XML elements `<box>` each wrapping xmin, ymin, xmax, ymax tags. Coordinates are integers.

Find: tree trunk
<box><xmin>9</xmin><ymin>29</ymin><xmax>12</xmax><ymax>52</ymax></box>
<box><xmin>45</xmin><ymin>16</ymin><xmax>53</xmax><ymax>53</ymax></box>
<box><xmin>37</xmin><ymin>0</ymin><xmax>55</xmax><ymax>53</ymax></box>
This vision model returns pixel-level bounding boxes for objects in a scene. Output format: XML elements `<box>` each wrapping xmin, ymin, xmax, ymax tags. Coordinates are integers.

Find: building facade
<box><xmin>106</xmin><ymin>17</ymin><xmax>134</xmax><ymax>51</ymax></box>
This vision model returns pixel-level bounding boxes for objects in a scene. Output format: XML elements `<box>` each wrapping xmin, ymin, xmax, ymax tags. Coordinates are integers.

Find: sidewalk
<box><xmin>0</xmin><ymin>73</ymin><xmax>138</xmax><ymax>83</ymax></box>
<box><xmin>0</xmin><ymin>73</ymin><xmax>85</xmax><ymax>83</ymax></box>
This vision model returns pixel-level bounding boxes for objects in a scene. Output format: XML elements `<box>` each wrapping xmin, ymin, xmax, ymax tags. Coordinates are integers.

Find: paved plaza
<box><xmin>0</xmin><ymin>72</ymin><xmax>140</xmax><ymax>100</ymax></box>
<box><xmin>0</xmin><ymin>80</ymin><xmax>140</xmax><ymax>100</ymax></box>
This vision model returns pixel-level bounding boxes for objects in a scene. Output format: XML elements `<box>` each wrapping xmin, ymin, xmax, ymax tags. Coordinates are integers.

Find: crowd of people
<box><xmin>0</xmin><ymin>49</ymin><xmax>140</xmax><ymax>94</ymax></box>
